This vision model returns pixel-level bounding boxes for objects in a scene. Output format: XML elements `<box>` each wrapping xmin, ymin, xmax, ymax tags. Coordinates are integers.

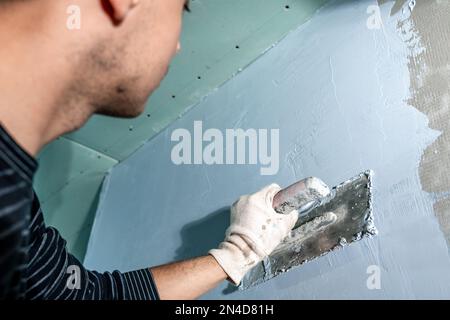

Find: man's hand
<box><xmin>152</xmin><ymin>184</ymin><xmax>299</xmax><ymax>299</ymax></box>
<box><xmin>209</xmin><ymin>184</ymin><xmax>298</xmax><ymax>285</ymax></box>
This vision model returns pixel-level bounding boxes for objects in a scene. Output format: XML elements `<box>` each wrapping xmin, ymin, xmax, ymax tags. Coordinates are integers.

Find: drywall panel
<box><xmin>66</xmin><ymin>0</ymin><xmax>329</xmax><ymax>160</ymax></box>
<box><xmin>34</xmin><ymin>137</ymin><xmax>117</xmax><ymax>260</ymax></box>
<box><xmin>85</xmin><ymin>0</ymin><xmax>450</xmax><ymax>299</ymax></box>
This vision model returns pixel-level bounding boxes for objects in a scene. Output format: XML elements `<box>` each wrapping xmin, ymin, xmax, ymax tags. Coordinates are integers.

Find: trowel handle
<box><xmin>273</xmin><ymin>177</ymin><xmax>330</xmax><ymax>215</ymax></box>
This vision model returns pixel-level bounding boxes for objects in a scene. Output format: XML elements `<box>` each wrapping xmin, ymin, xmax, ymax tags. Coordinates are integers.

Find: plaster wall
<box><xmin>85</xmin><ymin>0</ymin><xmax>450</xmax><ymax>298</ymax></box>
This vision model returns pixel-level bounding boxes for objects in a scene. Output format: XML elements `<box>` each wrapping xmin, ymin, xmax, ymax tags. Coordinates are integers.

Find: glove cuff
<box><xmin>209</xmin><ymin>236</ymin><xmax>261</xmax><ymax>285</ymax></box>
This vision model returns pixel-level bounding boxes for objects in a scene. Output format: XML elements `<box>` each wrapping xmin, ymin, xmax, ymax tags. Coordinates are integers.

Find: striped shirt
<box><xmin>0</xmin><ymin>124</ymin><xmax>159</xmax><ymax>300</ymax></box>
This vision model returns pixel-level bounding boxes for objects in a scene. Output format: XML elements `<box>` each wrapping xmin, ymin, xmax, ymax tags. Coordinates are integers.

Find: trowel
<box><xmin>239</xmin><ymin>171</ymin><xmax>377</xmax><ymax>290</ymax></box>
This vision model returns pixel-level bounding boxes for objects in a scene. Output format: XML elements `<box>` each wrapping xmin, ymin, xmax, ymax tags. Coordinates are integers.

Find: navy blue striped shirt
<box><xmin>0</xmin><ymin>124</ymin><xmax>159</xmax><ymax>300</ymax></box>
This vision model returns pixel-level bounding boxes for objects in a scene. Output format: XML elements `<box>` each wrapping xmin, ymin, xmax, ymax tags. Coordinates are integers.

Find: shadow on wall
<box><xmin>34</xmin><ymin>138</ymin><xmax>107</xmax><ymax>261</ymax></box>
<box><xmin>175</xmin><ymin>206</ymin><xmax>239</xmax><ymax>295</ymax></box>
<box><xmin>35</xmin><ymin>138</ymin><xmax>73</xmax><ymax>220</ymax></box>
<box><xmin>175</xmin><ymin>207</ymin><xmax>230</xmax><ymax>260</ymax></box>
<box><xmin>68</xmin><ymin>187</ymin><xmax>103</xmax><ymax>260</ymax></box>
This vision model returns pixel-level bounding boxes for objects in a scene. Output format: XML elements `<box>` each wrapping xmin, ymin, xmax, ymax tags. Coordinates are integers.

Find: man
<box><xmin>0</xmin><ymin>0</ymin><xmax>301</xmax><ymax>300</ymax></box>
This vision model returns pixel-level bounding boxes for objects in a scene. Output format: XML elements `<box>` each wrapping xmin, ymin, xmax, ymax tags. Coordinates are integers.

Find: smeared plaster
<box><xmin>379</xmin><ymin>0</ymin><xmax>413</xmax><ymax>16</ymax></box>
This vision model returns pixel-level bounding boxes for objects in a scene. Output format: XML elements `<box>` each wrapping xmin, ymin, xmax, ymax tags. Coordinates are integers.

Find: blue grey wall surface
<box><xmin>84</xmin><ymin>0</ymin><xmax>450</xmax><ymax>299</ymax></box>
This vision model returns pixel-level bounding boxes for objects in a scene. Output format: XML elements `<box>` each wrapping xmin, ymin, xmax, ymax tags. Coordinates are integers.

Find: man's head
<box><xmin>1</xmin><ymin>0</ymin><xmax>188</xmax><ymax>119</ymax></box>
<box><xmin>76</xmin><ymin>0</ymin><xmax>188</xmax><ymax>118</ymax></box>
<box><xmin>0</xmin><ymin>0</ymin><xmax>190</xmax><ymax>154</ymax></box>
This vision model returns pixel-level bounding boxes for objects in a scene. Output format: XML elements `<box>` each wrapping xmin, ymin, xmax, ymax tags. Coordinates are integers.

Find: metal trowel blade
<box><xmin>239</xmin><ymin>171</ymin><xmax>377</xmax><ymax>290</ymax></box>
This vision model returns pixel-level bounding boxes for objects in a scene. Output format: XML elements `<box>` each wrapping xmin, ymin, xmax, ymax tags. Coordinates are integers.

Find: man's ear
<box><xmin>103</xmin><ymin>0</ymin><xmax>139</xmax><ymax>23</ymax></box>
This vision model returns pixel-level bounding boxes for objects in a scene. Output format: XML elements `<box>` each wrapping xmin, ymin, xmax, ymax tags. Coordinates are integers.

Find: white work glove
<box><xmin>209</xmin><ymin>184</ymin><xmax>298</xmax><ymax>285</ymax></box>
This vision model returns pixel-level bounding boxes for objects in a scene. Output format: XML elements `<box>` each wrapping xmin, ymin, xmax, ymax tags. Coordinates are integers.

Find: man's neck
<box><xmin>0</xmin><ymin>58</ymin><xmax>92</xmax><ymax>157</ymax></box>
<box><xmin>0</xmin><ymin>2</ymin><xmax>93</xmax><ymax>157</ymax></box>
<box><xmin>0</xmin><ymin>99</ymin><xmax>91</xmax><ymax>157</ymax></box>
